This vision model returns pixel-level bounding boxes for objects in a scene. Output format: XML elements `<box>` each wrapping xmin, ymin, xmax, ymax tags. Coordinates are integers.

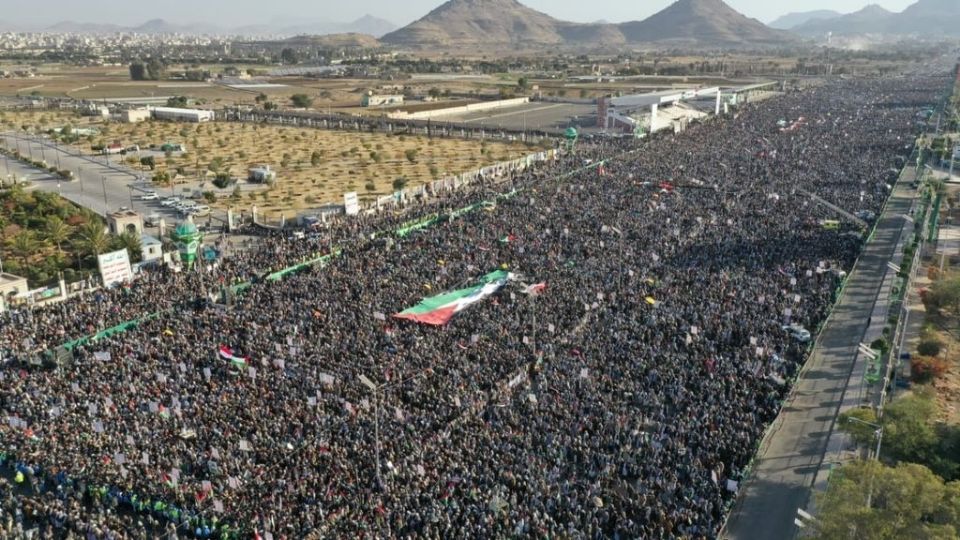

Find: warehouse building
<box><xmin>150</xmin><ymin>107</ymin><xmax>215</xmax><ymax>123</ymax></box>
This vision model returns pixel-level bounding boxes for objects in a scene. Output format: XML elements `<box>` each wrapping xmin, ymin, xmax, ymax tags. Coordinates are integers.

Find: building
<box><xmin>362</xmin><ymin>93</ymin><xmax>404</xmax><ymax>107</ymax></box>
<box><xmin>150</xmin><ymin>107</ymin><xmax>215</xmax><ymax>123</ymax></box>
<box><xmin>119</xmin><ymin>108</ymin><xmax>151</xmax><ymax>123</ymax></box>
<box><xmin>248</xmin><ymin>165</ymin><xmax>276</xmax><ymax>183</ymax></box>
<box><xmin>141</xmin><ymin>234</ymin><xmax>163</xmax><ymax>263</ymax></box>
<box><xmin>597</xmin><ymin>88</ymin><xmax>721</xmax><ymax>135</ymax></box>
<box><xmin>0</xmin><ymin>273</ymin><xmax>28</xmax><ymax>312</ymax></box>
<box><xmin>107</xmin><ymin>209</ymin><xmax>143</xmax><ymax>236</ymax></box>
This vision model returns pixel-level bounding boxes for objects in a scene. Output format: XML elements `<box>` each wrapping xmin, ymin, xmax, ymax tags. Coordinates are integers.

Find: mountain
<box><xmin>618</xmin><ymin>0</ymin><xmax>795</xmax><ymax>45</ymax></box>
<box><xmin>768</xmin><ymin>10</ymin><xmax>841</xmax><ymax>30</ymax></box>
<box><xmin>133</xmin><ymin>19</ymin><xmax>223</xmax><ymax>35</ymax></box>
<box><xmin>282</xmin><ymin>33</ymin><xmax>381</xmax><ymax>48</ymax></box>
<box><xmin>346</xmin><ymin>15</ymin><xmax>396</xmax><ymax>37</ymax></box>
<box><xmin>382</xmin><ymin>0</ymin><xmax>794</xmax><ymax>49</ymax></box>
<box><xmin>792</xmin><ymin>4</ymin><xmax>894</xmax><ymax>35</ymax></box>
<box><xmin>383</xmin><ymin>0</ymin><xmax>568</xmax><ymax>47</ymax></box>
<box><xmin>895</xmin><ymin>0</ymin><xmax>960</xmax><ymax>35</ymax></box>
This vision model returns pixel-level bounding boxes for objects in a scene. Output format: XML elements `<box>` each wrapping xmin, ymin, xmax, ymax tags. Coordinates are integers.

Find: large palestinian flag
<box><xmin>394</xmin><ymin>270</ymin><xmax>512</xmax><ymax>325</ymax></box>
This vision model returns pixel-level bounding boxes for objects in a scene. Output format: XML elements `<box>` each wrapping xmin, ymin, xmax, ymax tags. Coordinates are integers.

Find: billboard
<box><xmin>97</xmin><ymin>249</ymin><xmax>133</xmax><ymax>287</ymax></box>
<box><xmin>344</xmin><ymin>192</ymin><xmax>359</xmax><ymax>216</ymax></box>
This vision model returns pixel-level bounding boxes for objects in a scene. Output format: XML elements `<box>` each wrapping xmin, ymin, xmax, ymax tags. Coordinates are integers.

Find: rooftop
<box><xmin>0</xmin><ymin>273</ymin><xmax>26</xmax><ymax>286</ymax></box>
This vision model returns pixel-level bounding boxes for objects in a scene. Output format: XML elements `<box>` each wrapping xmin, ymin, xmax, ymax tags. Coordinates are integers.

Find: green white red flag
<box><xmin>394</xmin><ymin>270</ymin><xmax>513</xmax><ymax>325</ymax></box>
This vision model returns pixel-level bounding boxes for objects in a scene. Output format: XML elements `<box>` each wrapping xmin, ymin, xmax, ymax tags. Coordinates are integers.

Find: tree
<box><xmin>43</xmin><ymin>216</ymin><xmax>71</xmax><ymax>257</ymax></box>
<box><xmin>290</xmin><ymin>94</ymin><xmax>313</xmax><ymax>108</ymax></box>
<box><xmin>405</xmin><ymin>149</ymin><xmax>419</xmax><ymax>163</ymax></box>
<box><xmin>140</xmin><ymin>156</ymin><xmax>156</xmax><ymax>170</ymax></box>
<box><xmin>202</xmin><ymin>191</ymin><xmax>217</xmax><ymax>203</ymax></box>
<box><xmin>73</xmin><ymin>221</ymin><xmax>111</xmax><ymax>259</ymax></box>
<box><xmin>812</xmin><ymin>460</ymin><xmax>960</xmax><ymax>540</ymax></box>
<box><xmin>129</xmin><ymin>62</ymin><xmax>147</xmax><ymax>81</ymax></box>
<box><xmin>280</xmin><ymin>48</ymin><xmax>299</xmax><ymax>65</ymax></box>
<box><xmin>839</xmin><ymin>407</ymin><xmax>880</xmax><ymax>447</ymax></box>
<box><xmin>517</xmin><ymin>77</ymin><xmax>529</xmax><ymax>92</ymax></box>
<box><xmin>230</xmin><ymin>186</ymin><xmax>242</xmax><ymax>203</ymax></box>
<box><xmin>115</xmin><ymin>230</ymin><xmax>142</xmax><ymax>263</ymax></box>
<box><xmin>146</xmin><ymin>58</ymin><xmax>166</xmax><ymax>80</ymax></box>
<box><xmin>924</xmin><ymin>274</ymin><xmax>960</xmax><ymax>316</ymax></box>
<box><xmin>883</xmin><ymin>392</ymin><xmax>939</xmax><ymax>464</ymax></box>
<box><xmin>428</xmin><ymin>87</ymin><xmax>442</xmax><ymax>99</ymax></box>
<box><xmin>7</xmin><ymin>230</ymin><xmax>43</xmax><ymax>267</ymax></box>
<box><xmin>166</xmin><ymin>96</ymin><xmax>189</xmax><ymax>108</ymax></box>
<box><xmin>310</xmin><ymin>150</ymin><xmax>322</xmax><ymax>167</ymax></box>
<box><xmin>392</xmin><ymin>176</ymin><xmax>408</xmax><ymax>191</ymax></box>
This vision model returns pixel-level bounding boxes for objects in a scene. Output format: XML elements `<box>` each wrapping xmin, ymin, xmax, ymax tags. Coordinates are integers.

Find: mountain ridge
<box><xmin>382</xmin><ymin>0</ymin><xmax>795</xmax><ymax>48</ymax></box>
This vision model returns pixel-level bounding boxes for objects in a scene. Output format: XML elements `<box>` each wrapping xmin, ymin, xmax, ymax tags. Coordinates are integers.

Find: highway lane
<box><xmin>723</xmin><ymin>179</ymin><xmax>916</xmax><ymax>540</ymax></box>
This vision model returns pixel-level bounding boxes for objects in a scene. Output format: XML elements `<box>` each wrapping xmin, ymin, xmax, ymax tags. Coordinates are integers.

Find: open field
<box><xmin>0</xmin><ymin>109</ymin><xmax>536</xmax><ymax>216</ymax></box>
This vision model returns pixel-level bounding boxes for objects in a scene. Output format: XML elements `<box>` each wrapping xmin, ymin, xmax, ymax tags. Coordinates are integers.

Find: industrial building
<box><xmin>362</xmin><ymin>94</ymin><xmax>404</xmax><ymax>107</ymax></box>
<box><xmin>150</xmin><ymin>107</ymin><xmax>215</xmax><ymax>123</ymax></box>
<box><xmin>248</xmin><ymin>165</ymin><xmax>276</xmax><ymax>183</ymax></box>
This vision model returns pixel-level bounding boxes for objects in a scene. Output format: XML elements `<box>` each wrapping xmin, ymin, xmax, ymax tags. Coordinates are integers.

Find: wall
<box><xmin>388</xmin><ymin>97</ymin><xmax>530</xmax><ymax>121</ymax></box>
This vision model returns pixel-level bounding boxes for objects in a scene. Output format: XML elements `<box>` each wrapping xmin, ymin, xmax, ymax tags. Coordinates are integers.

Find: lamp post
<box><xmin>844</xmin><ymin>415</ymin><xmax>883</xmax><ymax>508</ymax></box>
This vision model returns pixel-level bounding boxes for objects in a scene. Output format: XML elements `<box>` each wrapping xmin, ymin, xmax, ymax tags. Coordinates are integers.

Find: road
<box><xmin>0</xmin><ymin>133</ymin><xmax>219</xmax><ymax>229</ymax></box>
<box><xmin>723</xmin><ymin>179</ymin><xmax>916</xmax><ymax>539</ymax></box>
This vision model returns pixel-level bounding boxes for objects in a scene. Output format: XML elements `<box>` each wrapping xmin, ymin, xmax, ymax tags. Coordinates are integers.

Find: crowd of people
<box><xmin>0</xmin><ymin>74</ymin><xmax>945</xmax><ymax>539</ymax></box>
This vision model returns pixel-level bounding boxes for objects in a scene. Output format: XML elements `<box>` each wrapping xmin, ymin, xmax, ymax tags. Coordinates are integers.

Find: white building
<box><xmin>141</xmin><ymin>234</ymin><xmax>163</xmax><ymax>263</ymax></box>
<box><xmin>248</xmin><ymin>165</ymin><xmax>276</xmax><ymax>183</ymax></box>
<box><xmin>150</xmin><ymin>107</ymin><xmax>215</xmax><ymax>123</ymax></box>
<box><xmin>362</xmin><ymin>94</ymin><xmax>404</xmax><ymax>107</ymax></box>
<box><xmin>119</xmin><ymin>108</ymin><xmax>151</xmax><ymax>123</ymax></box>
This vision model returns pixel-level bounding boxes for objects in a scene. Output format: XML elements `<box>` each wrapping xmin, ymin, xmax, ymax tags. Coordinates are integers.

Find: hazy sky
<box><xmin>4</xmin><ymin>0</ymin><xmax>920</xmax><ymax>27</ymax></box>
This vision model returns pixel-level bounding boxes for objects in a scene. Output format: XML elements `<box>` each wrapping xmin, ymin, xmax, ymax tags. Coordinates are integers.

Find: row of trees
<box><xmin>129</xmin><ymin>58</ymin><xmax>166</xmax><ymax>81</ymax></box>
<box><xmin>0</xmin><ymin>188</ymin><xmax>141</xmax><ymax>287</ymax></box>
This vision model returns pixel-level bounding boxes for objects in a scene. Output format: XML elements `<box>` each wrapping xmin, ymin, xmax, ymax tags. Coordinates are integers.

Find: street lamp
<box><xmin>844</xmin><ymin>415</ymin><xmax>883</xmax><ymax>508</ymax></box>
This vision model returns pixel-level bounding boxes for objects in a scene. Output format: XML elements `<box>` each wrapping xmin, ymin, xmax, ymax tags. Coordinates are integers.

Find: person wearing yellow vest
<box><xmin>14</xmin><ymin>471</ymin><xmax>24</xmax><ymax>483</ymax></box>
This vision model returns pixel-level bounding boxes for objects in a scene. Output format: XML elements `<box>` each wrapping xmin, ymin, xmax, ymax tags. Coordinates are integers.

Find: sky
<box><xmin>2</xmin><ymin>0</ymin><xmax>921</xmax><ymax>28</ymax></box>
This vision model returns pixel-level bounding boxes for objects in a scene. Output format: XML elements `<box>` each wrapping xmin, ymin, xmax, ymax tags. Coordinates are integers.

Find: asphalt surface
<box><xmin>447</xmin><ymin>103</ymin><xmax>596</xmax><ymax>131</ymax></box>
<box><xmin>0</xmin><ymin>132</ymin><xmax>224</xmax><ymax>229</ymax></box>
<box><xmin>723</xmin><ymin>181</ymin><xmax>915</xmax><ymax>540</ymax></box>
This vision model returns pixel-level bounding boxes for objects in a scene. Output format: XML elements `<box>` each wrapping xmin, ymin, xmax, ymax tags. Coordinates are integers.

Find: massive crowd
<box><xmin>0</xmin><ymin>74</ymin><xmax>945</xmax><ymax>539</ymax></box>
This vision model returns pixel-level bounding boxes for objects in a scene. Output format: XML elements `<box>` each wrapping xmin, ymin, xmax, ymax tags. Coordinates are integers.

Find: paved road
<box><xmin>0</xmin><ymin>133</ymin><xmax>226</xmax><ymax>230</ymax></box>
<box><xmin>724</xmin><ymin>181</ymin><xmax>916</xmax><ymax>539</ymax></box>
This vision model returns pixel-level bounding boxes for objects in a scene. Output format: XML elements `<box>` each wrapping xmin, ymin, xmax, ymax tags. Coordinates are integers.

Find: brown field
<box><xmin>0</xmin><ymin>109</ymin><xmax>535</xmax><ymax>216</ymax></box>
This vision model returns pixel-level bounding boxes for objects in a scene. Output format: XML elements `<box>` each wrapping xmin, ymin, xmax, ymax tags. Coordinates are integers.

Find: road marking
<box><xmin>887</xmin><ymin>262</ymin><xmax>901</xmax><ymax>273</ymax></box>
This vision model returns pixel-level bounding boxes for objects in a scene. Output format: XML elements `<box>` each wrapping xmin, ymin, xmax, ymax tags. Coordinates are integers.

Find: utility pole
<box><xmin>101</xmin><ymin>175</ymin><xmax>109</xmax><ymax>214</ymax></box>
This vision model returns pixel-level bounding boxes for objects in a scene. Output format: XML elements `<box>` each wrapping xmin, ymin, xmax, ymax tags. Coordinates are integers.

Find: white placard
<box><xmin>344</xmin><ymin>192</ymin><xmax>360</xmax><ymax>216</ymax></box>
<box><xmin>97</xmin><ymin>249</ymin><xmax>133</xmax><ymax>288</ymax></box>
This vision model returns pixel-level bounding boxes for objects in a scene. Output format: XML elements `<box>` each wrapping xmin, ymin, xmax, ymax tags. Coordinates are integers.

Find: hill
<box><xmin>768</xmin><ymin>10</ymin><xmax>841</xmax><ymax>29</ymax></box>
<box><xmin>895</xmin><ymin>0</ymin><xmax>960</xmax><ymax>35</ymax></box>
<box><xmin>618</xmin><ymin>0</ymin><xmax>795</xmax><ymax>45</ymax></box>
<box><xmin>382</xmin><ymin>0</ymin><xmax>566</xmax><ymax>47</ymax></box>
<box><xmin>382</xmin><ymin>0</ymin><xmax>794</xmax><ymax>49</ymax></box>
<box><xmin>792</xmin><ymin>4</ymin><xmax>894</xmax><ymax>35</ymax></box>
<box><xmin>282</xmin><ymin>33</ymin><xmax>381</xmax><ymax>48</ymax></box>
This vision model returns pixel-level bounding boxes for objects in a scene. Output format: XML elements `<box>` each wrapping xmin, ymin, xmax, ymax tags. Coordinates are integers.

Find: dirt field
<box><xmin>0</xmin><ymin>107</ymin><xmax>534</xmax><ymax>215</ymax></box>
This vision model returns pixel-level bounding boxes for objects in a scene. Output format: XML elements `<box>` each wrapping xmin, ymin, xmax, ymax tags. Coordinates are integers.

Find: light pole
<box><xmin>845</xmin><ymin>415</ymin><xmax>883</xmax><ymax>508</ymax></box>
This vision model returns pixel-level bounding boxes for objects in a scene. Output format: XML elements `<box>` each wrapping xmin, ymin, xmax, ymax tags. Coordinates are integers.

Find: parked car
<box><xmin>782</xmin><ymin>324</ymin><xmax>812</xmax><ymax>343</ymax></box>
<box><xmin>191</xmin><ymin>205</ymin><xmax>211</xmax><ymax>217</ymax></box>
<box><xmin>145</xmin><ymin>213</ymin><xmax>162</xmax><ymax>227</ymax></box>
<box><xmin>161</xmin><ymin>197</ymin><xmax>182</xmax><ymax>207</ymax></box>
<box><xmin>140</xmin><ymin>191</ymin><xmax>159</xmax><ymax>201</ymax></box>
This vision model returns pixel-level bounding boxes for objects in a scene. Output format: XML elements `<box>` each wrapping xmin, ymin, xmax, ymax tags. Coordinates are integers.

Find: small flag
<box><xmin>522</xmin><ymin>282</ymin><xmax>546</xmax><ymax>295</ymax></box>
<box><xmin>218</xmin><ymin>345</ymin><xmax>248</xmax><ymax>368</ymax></box>
<box><xmin>499</xmin><ymin>234</ymin><xmax>516</xmax><ymax>244</ymax></box>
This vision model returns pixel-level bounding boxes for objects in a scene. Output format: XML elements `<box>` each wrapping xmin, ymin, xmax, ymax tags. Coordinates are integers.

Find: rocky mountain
<box><xmin>382</xmin><ymin>0</ymin><xmax>568</xmax><ymax>47</ymax></box>
<box><xmin>618</xmin><ymin>0</ymin><xmax>795</xmax><ymax>45</ymax></box>
<box><xmin>36</xmin><ymin>15</ymin><xmax>394</xmax><ymax>38</ymax></box>
<box><xmin>382</xmin><ymin>0</ymin><xmax>795</xmax><ymax>48</ymax></box>
<box><xmin>789</xmin><ymin>0</ymin><xmax>960</xmax><ymax>37</ymax></box>
<box><xmin>895</xmin><ymin>0</ymin><xmax>960</xmax><ymax>35</ymax></box>
<box><xmin>768</xmin><ymin>10</ymin><xmax>841</xmax><ymax>30</ymax></box>
<box><xmin>281</xmin><ymin>33</ymin><xmax>382</xmax><ymax>48</ymax></box>
<box><xmin>792</xmin><ymin>4</ymin><xmax>894</xmax><ymax>35</ymax></box>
